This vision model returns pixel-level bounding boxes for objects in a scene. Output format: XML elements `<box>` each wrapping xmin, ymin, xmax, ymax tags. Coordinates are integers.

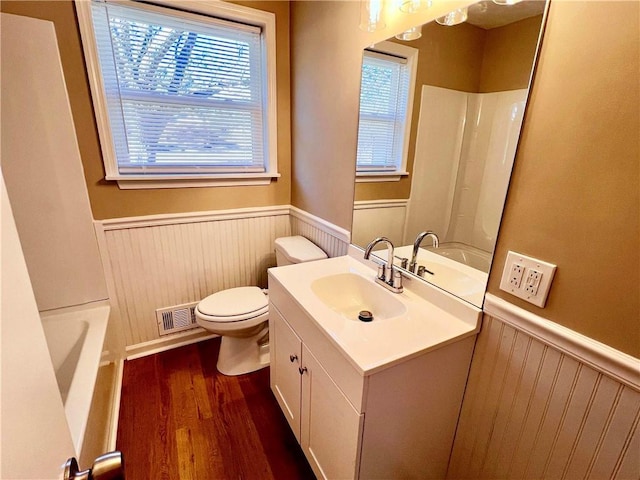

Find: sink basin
<box><xmin>310</xmin><ymin>273</ymin><xmax>407</xmax><ymax>322</ymax></box>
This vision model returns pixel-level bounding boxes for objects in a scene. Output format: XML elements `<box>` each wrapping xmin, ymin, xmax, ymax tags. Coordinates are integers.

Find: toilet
<box><xmin>195</xmin><ymin>236</ymin><xmax>327</xmax><ymax>376</ymax></box>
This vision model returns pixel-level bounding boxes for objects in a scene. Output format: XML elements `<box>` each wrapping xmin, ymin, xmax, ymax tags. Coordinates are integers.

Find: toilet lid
<box><xmin>197</xmin><ymin>286</ymin><xmax>268</xmax><ymax>321</ymax></box>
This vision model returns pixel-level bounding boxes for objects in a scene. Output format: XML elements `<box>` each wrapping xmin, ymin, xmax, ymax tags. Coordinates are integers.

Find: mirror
<box><xmin>352</xmin><ymin>0</ymin><xmax>548</xmax><ymax>307</ymax></box>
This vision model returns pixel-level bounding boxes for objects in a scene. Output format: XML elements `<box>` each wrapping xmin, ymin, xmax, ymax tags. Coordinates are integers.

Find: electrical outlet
<box><xmin>509</xmin><ymin>263</ymin><xmax>525</xmax><ymax>287</ymax></box>
<box><xmin>500</xmin><ymin>251</ymin><xmax>557</xmax><ymax>307</ymax></box>
<box><xmin>524</xmin><ymin>269</ymin><xmax>542</xmax><ymax>295</ymax></box>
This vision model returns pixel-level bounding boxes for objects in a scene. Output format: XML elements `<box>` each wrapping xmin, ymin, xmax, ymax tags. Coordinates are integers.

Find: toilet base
<box><xmin>217</xmin><ymin>327</ymin><xmax>270</xmax><ymax>376</ymax></box>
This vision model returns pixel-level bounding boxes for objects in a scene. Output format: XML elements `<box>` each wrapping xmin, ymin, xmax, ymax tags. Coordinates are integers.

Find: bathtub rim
<box><xmin>40</xmin><ymin>300</ymin><xmax>110</xmax><ymax>455</ymax></box>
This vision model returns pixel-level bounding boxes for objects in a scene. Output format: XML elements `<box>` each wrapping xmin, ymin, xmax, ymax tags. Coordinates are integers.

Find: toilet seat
<box><xmin>196</xmin><ymin>286</ymin><xmax>268</xmax><ymax>323</ymax></box>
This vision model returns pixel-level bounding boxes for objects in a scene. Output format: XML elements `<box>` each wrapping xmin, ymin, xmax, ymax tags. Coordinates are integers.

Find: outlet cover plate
<box><xmin>499</xmin><ymin>251</ymin><xmax>557</xmax><ymax>307</ymax></box>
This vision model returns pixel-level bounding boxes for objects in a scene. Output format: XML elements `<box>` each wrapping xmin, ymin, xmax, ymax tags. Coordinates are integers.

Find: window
<box><xmin>76</xmin><ymin>0</ymin><xmax>278</xmax><ymax>188</ymax></box>
<box><xmin>356</xmin><ymin>42</ymin><xmax>417</xmax><ymax>182</ymax></box>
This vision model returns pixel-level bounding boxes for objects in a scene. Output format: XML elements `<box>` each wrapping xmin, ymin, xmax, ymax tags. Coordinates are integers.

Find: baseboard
<box><xmin>125</xmin><ymin>329</ymin><xmax>218</xmax><ymax>360</ymax></box>
<box><xmin>483</xmin><ymin>293</ymin><xmax>640</xmax><ymax>391</ymax></box>
<box><xmin>107</xmin><ymin>359</ymin><xmax>124</xmax><ymax>451</ymax></box>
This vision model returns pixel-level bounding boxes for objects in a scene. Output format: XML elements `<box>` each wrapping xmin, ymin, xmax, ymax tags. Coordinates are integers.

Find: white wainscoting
<box><xmin>448</xmin><ymin>293</ymin><xmax>640</xmax><ymax>480</ymax></box>
<box><xmin>95</xmin><ymin>206</ymin><xmax>350</xmax><ymax>356</ymax></box>
<box><xmin>352</xmin><ymin>199</ymin><xmax>408</xmax><ymax>248</ymax></box>
<box><xmin>96</xmin><ymin>207</ymin><xmax>291</xmax><ymax>349</ymax></box>
<box><xmin>289</xmin><ymin>206</ymin><xmax>350</xmax><ymax>258</ymax></box>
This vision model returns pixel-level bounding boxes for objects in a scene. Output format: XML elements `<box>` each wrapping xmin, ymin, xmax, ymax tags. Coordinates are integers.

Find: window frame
<box><xmin>356</xmin><ymin>41</ymin><xmax>418</xmax><ymax>183</ymax></box>
<box><xmin>75</xmin><ymin>0</ymin><xmax>279</xmax><ymax>189</ymax></box>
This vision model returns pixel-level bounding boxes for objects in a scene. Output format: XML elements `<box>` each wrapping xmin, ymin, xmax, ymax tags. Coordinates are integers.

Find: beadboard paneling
<box><xmin>96</xmin><ymin>206</ymin><xmax>350</xmax><ymax>351</ymax></box>
<box><xmin>448</xmin><ymin>312</ymin><xmax>640</xmax><ymax>480</ymax></box>
<box><xmin>99</xmin><ymin>213</ymin><xmax>290</xmax><ymax>347</ymax></box>
<box><xmin>289</xmin><ymin>207</ymin><xmax>349</xmax><ymax>258</ymax></box>
<box><xmin>352</xmin><ymin>200</ymin><xmax>408</xmax><ymax>248</ymax></box>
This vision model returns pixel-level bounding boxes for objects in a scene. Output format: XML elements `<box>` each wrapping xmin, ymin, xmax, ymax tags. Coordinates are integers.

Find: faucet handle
<box><xmin>392</xmin><ymin>269</ymin><xmax>403</xmax><ymax>291</ymax></box>
<box><xmin>377</xmin><ymin>263</ymin><xmax>386</xmax><ymax>281</ymax></box>
<box><xmin>394</xmin><ymin>256</ymin><xmax>409</xmax><ymax>269</ymax></box>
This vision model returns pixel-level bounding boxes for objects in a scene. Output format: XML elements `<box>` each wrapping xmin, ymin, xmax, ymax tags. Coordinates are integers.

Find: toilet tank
<box><xmin>274</xmin><ymin>236</ymin><xmax>327</xmax><ymax>266</ymax></box>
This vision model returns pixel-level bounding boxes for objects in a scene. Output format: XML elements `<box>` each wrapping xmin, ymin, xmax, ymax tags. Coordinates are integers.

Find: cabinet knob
<box><xmin>299</xmin><ymin>366</ymin><xmax>308</xmax><ymax>375</ymax></box>
<box><xmin>289</xmin><ymin>354</ymin><xmax>298</xmax><ymax>363</ymax></box>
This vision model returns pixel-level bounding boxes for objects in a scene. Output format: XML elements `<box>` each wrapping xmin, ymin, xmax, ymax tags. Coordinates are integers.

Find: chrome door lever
<box><xmin>64</xmin><ymin>451</ymin><xmax>124</xmax><ymax>480</ymax></box>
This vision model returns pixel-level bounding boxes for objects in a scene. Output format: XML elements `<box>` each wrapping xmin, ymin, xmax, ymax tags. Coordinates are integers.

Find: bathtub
<box><xmin>41</xmin><ymin>301</ymin><xmax>109</xmax><ymax>455</ymax></box>
<box><xmin>426</xmin><ymin>242</ymin><xmax>492</xmax><ymax>273</ymax></box>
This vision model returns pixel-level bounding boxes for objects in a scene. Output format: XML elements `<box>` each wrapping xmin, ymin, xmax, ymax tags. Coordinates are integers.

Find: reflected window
<box><xmin>356</xmin><ymin>42</ymin><xmax>417</xmax><ymax>181</ymax></box>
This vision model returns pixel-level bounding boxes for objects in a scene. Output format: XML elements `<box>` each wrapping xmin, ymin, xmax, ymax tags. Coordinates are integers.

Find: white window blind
<box><xmin>90</xmin><ymin>0</ymin><xmax>267</xmax><ymax>175</ymax></box>
<box><xmin>357</xmin><ymin>50</ymin><xmax>410</xmax><ymax>172</ymax></box>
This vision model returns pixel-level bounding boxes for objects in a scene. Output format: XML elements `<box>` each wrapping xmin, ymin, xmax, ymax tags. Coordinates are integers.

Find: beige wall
<box><xmin>0</xmin><ymin>0</ymin><xmax>292</xmax><ymax>220</ymax></box>
<box><xmin>487</xmin><ymin>1</ymin><xmax>639</xmax><ymax>357</ymax></box>
<box><xmin>355</xmin><ymin>13</ymin><xmax>542</xmax><ymax>202</ymax></box>
<box><xmin>479</xmin><ymin>15</ymin><xmax>542</xmax><ymax>93</ymax></box>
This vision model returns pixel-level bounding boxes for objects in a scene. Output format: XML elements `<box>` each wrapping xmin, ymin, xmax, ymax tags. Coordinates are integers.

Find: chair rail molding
<box><xmin>484</xmin><ymin>293</ymin><xmax>640</xmax><ymax>392</ymax></box>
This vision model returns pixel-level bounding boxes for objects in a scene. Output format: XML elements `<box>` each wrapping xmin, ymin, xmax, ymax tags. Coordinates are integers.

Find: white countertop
<box><xmin>268</xmin><ymin>252</ymin><xmax>482</xmax><ymax>375</ymax></box>
<box><xmin>373</xmin><ymin>245</ymin><xmax>489</xmax><ymax>307</ymax></box>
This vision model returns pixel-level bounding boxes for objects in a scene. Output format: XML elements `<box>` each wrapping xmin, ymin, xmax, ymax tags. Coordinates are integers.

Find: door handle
<box><xmin>64</xmin><ymin>451</ymin><xmax>124</xmax><ymax>480</ymax></box>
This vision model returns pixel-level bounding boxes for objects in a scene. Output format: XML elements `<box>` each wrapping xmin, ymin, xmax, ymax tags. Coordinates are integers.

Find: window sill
<box><xmin>355</xmin><ymin>171</ymin><xmax>409</xmax><ymax>183</ymax></box>
<box><xmin>106</xmin><ymin>173</ymin><xmax>281</xmax><ymax>190</ymax></box>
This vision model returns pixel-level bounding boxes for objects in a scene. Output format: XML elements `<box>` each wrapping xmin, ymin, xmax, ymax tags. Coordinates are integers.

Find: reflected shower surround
<box><xmin>405</xmin><ymin>86</ymin><xmax>528</xmax><ymax>254</ymax></box>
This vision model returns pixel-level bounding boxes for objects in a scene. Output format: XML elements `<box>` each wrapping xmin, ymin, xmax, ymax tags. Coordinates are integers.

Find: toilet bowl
<box><xmin>195</xmin><ymin>236</ymin><xmax>327</xmax><ymax>376</ymax></box>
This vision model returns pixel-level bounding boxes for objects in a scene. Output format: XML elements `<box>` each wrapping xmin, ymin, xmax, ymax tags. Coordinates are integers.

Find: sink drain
<box><xmin>358</xmin><ymin>310</ymin><xmax>373</xmax><ymax>322</ymax></box>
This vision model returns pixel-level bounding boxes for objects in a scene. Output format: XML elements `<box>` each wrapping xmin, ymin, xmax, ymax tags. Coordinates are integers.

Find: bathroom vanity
<box><xmin>268</xmin><ymin>249</ymin><xmax>481</xmax><ymax>479</ymax></box>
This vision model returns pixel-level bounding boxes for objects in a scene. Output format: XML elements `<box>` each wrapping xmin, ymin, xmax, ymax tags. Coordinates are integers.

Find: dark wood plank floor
<box><xmin>117</xmin><ymin>338</ymin><xmax>316</xmax><ymax>480</ymax></box>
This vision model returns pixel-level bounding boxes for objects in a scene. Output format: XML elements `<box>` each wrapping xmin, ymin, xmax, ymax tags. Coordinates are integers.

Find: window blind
<box><xmin>356</xmin><ymin>50</ymin><xmax>410</xmax><ymax>172</ymax></box>
<box><xmin>90</xmin><ymin>0</ymin><xmax>266</xmax><ymax>174</ymax></box>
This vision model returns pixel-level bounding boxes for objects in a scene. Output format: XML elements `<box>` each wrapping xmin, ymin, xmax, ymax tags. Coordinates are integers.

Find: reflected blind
<box><xmin>90</xmin><ymin>0</ymin><xmax>266</xmax><ymax>174</ymax></box>
<box><xmin>356</xmin><ymin>50</ymin><xmax>410</xmax><ymax>172</ymax></box>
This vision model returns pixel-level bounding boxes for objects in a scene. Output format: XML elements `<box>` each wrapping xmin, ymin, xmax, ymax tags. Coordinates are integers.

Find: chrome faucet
<box><xmin>409</xmin><ymin>231</ymin><xmax>439</xmax><ymax>274</ymax></box>
<box><xmin>363</xmin><ymin>237</ymin><xmax>403</xmax><ymax>293</ymax></box>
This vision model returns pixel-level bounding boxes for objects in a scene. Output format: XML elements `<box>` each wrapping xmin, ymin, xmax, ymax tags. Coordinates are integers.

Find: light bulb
<box><xmin>359</xmin><ymin>0</ymin><xmax>386</xmax><ymax>32</ymax></box>
<box><xmin>395</xmin><ymin>25</ymin><xmax>422</xmax><ymax>41</ymax></box>
<box><xmin>435</xmin><ymin>7</ymin><xmax>468</xmax><ymax>26</ymax></box>
<box><xmin>399</xmin><ymin>0</ymin><xmax>432</xmax><ymax>14</ymax></box>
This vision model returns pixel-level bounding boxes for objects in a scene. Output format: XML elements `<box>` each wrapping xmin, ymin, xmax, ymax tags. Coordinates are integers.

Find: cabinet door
<box><xmin>301</xmin><ymin>345</ymin><xmax>364</xmax><ymax>480</ymax></box>
<box><xmin>270</xmin><ymin>306</ymin><xmax>303</xmax><ymax>441</ymax></box>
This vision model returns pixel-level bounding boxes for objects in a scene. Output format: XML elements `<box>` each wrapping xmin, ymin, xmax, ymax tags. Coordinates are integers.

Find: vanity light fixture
<box><xmin>359</xmin><ymin>0</ymin><xmax>386</xmax><ymax>32</ymax></box>
<box><xmin>435</xmin><ymin>6</ymin><xmax>468</xmax><ymax>26</ymax></box>
<box><xmin>492</xmin><ymin>0</ymin><xmax>523</xmax><ymax>4</ymax></box>
<box><xmin>399</xmin><ymin>0</ymin><xmax>432</xmax><ymax>14</ymax></box>
<box><xmin>395</xmin><ymin>25</ymin><xmax>422</xmax><ymax>40</ymax></box>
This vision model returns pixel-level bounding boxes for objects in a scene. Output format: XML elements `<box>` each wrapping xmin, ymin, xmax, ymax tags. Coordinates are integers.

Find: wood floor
<box><xmin>116</xmin><ymin>338</ymin><xmax>316</xmax><ymax>480</ymax></box>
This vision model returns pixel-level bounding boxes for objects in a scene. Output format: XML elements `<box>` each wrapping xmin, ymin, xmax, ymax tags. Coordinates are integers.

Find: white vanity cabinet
<box><xmin>268</xmin><ymin>270</ymin><xmax>478</xmax><ymax>480</ymax></box>
<box><xmin>271</xmin><ymin>306</ymin><xmax>363</xmax><ymax>478</ymax></box>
